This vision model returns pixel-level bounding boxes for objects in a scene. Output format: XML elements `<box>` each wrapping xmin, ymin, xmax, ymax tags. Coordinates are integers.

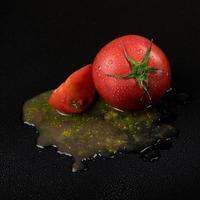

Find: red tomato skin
<box><xmin>48</xmin><ymin>64</ymin><xmax>95</xmax><ymax>113</ymax></box>
<box><xmin>92</xmin><ymin>35</ymin><xmax>171</xmax><ymax>111</ymax></box>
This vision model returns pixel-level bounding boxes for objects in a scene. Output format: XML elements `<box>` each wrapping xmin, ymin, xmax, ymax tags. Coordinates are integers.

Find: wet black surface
<box><xmin>1</xmin><ymin>1</ymin><xmax>200</xmax><ymax>200</ymax></box>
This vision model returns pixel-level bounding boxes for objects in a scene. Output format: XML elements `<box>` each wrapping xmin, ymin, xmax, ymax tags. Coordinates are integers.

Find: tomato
<box><xmin>92</xmin><ymin>35</ymin><xmax>171</xmax><ymax>111</ymax></box>
<box><xmin>48</xmin><ymin>64</ymin><xmax>95</xmax><ymax>113</ymax></box>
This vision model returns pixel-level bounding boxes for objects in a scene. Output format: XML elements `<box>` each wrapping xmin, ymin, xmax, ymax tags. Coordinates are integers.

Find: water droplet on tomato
<box><xmin>108</xmin><ymin>59</ymin><xmax>113</xmax><ymax>65</ymax></box>
<box><xmin>137</xmin><ymin>49</ymin><xmax>143</xmax><ymax>55</ymax></box>
<box><xmin>97</xmin><ymin>66</ymin><xmax>101</xmax><ymax>71</ymax></box>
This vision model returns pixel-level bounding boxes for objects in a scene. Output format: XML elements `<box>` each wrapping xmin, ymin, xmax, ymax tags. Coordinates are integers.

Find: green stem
<box><xmin>108</xmin><ymin>39</ymin><xmax>159</xmax><ymax>100</ymax></box>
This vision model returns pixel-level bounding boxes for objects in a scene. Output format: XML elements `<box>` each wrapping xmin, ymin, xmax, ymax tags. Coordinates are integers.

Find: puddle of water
<box><xmin>23</xmin><ymin>90</ymin><xmax>178</xmax><ymax>172</ymax></box>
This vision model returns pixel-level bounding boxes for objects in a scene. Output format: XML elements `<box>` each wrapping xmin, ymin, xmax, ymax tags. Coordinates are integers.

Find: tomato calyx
<box><xmin>108</xmin><ymin>40</ymin><xmax>158</xmax><ymax>100</ymax></box>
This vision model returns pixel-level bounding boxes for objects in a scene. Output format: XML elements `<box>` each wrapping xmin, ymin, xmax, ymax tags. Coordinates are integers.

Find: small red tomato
<box><xmin>48</xmin><ymin>64</ymin><xmax>95</xmax><ymax>114</ymax></box>
<box><xmin>92</xmin><ymin>35</ymin><xmax>171</xmax><ymax>111</ymax></box>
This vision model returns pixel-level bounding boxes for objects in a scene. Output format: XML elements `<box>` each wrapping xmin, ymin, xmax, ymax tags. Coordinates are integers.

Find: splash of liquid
<box><xmin>23</xmin><ymin>91</ymin><xmax>178</xmax><ymax>172</ymax></box>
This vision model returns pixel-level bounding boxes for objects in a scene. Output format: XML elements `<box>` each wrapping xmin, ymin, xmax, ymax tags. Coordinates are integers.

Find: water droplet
<box><xmin>97</xmin><ymin>73</ymin><xmax>101</xmax><ymax>77</ymax></box>
<box><xmin>137</xmin><ymin>49</ymin><xmax>143</xmax><ymax>55</ymax></box>
<box><xmin>108</xmin><ymin>59</ymin><xmax>113</xmax><ymax>65</ymax></box>
<box><xmin>140</xmin><ymin>146</ymin><xmax>160</xmax><ymax>162</ymax></box>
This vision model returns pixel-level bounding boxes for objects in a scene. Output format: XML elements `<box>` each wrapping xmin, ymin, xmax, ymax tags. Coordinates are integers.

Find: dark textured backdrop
<box><xmin>1</xmin><ymin>1</ymin><xmax>200</xmax><ymax>200</ymax></box>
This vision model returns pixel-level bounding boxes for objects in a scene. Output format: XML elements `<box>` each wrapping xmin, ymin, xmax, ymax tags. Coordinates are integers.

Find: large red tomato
<box><xmin>92</xmin><ymin>35</ymin><xmax>171</xmax><ymax>111</ymax></box>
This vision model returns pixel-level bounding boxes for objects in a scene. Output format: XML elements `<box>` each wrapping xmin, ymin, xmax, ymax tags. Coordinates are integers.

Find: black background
<box><xmin>1</xmin><ymin>1</ymin><xmax>200</xmax><ymax>200</ymax></box>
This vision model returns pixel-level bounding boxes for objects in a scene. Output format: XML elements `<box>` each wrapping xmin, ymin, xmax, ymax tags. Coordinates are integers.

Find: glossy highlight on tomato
<box><xmin>92</xmin><ymin>35</ymin><xmax>171</xmax><ymax>111</ymax></box>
